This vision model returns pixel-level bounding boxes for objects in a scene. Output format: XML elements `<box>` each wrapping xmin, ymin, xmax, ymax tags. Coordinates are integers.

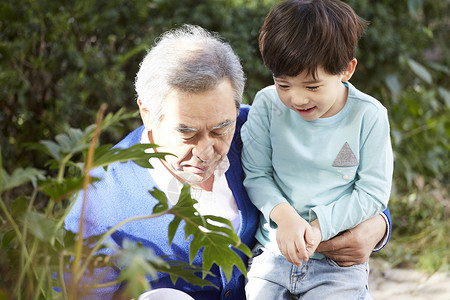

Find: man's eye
<box><xmin>181</xmin><ymin>133</ymin><xmax>197</xmax><ymax>141</ymax></box>
<box><xmin>211</xmin><ymin>130</ymin><xmax>227</xmax><ymax>137</ymax></box>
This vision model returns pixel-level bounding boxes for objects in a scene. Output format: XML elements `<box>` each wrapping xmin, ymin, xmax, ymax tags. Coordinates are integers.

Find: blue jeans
<box><xmin>245</xmin><ymin>243</ymin><xmax>370</xmax><ymax>300</ymax></box>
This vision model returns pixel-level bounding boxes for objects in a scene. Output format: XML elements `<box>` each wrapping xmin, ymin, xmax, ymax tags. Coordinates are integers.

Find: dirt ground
<box><xmin>368</xmin><ymin>258</ymin><xmax>450</xmax><ymax>300</ymax></box>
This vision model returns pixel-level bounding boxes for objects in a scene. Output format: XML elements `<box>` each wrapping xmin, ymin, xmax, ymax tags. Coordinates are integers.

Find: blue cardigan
<box><xmin>65</xmin><ymin>105</ymin><xmax>259</xmax><ymax>299</ymax></box>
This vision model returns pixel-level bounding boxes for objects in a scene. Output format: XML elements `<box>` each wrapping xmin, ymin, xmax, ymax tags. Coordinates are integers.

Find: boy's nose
<box><xmin>293</xmin><ymin>96</ymin><xmax>310</xmax><ymax>107</ymax></box>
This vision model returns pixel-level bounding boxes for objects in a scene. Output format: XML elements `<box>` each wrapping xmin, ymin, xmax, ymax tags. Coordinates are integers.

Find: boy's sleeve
<box><xmin>241</xmin><ymin>92</ymin><xmax>287</xmax><ymax>225</ymax></box>
<box><xmin>310</xmin><ymin>107</ymin><xmax>394</xmax><ymax>241</ymax></box>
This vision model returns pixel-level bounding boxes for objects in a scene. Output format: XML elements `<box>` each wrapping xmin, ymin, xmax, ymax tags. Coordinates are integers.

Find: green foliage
<box><xmin>155</xmin><ymin>185</ymin><xmax>251</xmax><ymax>281</ymax></box>
<box><xmin>1</xmin><ymin>0</ymin><xmax>448</xmax><ymax>284</ymax></box>
<box><xmin>0</xmin><ymin>109</ymin><xmax>250</xmax><ymax>299</ymax></box>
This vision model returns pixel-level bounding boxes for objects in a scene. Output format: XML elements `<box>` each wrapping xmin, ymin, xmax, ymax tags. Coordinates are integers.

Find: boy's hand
<box><xmin>307</xmin><ymin>219</ymin><xmax>322</xmax><ymax>257</ymax></box>
<box><xmin>270</xmin><ymin>203</ymin><xmax>316</xmax><ymax>266</ymax></box>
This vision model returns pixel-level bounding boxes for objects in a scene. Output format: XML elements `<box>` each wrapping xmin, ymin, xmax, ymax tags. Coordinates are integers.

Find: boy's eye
<box><xmin>277</xmin><ymin>84</ymin><xmax>289</xmax><ymax>89</ymax></box>
<box><xmin>306</xmin><ymin>86</ymin><xmax>319</xmax><ymax>91</ymax></box>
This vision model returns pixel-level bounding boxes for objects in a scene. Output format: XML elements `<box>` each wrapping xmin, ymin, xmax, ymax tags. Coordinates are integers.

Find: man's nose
<box><xmin>192</xmin><ymin>137</ymin><xmax>214</xmax><ymax>162</ymax></box>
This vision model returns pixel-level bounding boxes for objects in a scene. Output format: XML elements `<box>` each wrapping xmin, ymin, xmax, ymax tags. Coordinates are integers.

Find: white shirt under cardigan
<box><xmin>141</xmin><ymin>129</ymin><xmax>240</xmax><ymax>233</ymax></box>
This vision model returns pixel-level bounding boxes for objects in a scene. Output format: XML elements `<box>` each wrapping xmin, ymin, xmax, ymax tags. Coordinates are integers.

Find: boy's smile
<box><xmin>273</xmin><ymin>59</ymin><xmax>357</xmax><ymax>121</ymax></box>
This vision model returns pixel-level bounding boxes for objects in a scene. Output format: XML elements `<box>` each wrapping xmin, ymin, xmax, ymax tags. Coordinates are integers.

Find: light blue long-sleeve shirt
<box><xmin>241</xmin><ymin>82</ymin><xmax>393</xmax><ymax>257</ymax></box>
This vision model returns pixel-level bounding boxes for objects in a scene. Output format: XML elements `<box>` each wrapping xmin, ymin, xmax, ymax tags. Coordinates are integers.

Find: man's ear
<box><xmin>137</xmin><ymin>99</ymin><xmax>153</xmax><ymax>131</ymax></box>
<box><xmin>341</xmin><ymin>58</ymin><xmax>358</xmax><ymax>82</ymax></box>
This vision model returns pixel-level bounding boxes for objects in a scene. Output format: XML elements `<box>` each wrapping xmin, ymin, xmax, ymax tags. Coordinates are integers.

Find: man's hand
<box><xmin>316</xmin><ymin>214</ymin><xmax>387</xmax><ymax>267</ymax></box>
<box><xmin>270</xmin><ymin>203</ymin><xmax>315</xmax><ymax>267</ymax></box>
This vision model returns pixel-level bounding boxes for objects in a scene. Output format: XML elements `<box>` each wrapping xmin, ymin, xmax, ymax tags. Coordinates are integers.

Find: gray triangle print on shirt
<box><xmin>332</xmin><ymin>142</ymin><xmax>359</xmax><ymax>167</ymax></box>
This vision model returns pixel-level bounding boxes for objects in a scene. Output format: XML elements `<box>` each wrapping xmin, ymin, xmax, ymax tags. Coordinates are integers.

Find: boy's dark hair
<box><xmin>259</xmin><ymin>0</ymin><xmax>368</xmax><ymax>78</ymax></box>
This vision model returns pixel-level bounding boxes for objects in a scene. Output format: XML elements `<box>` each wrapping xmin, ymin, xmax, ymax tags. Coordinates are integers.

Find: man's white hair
<box><xmin>135</xmin><ymin>24</ymin><xmax>246</xmax><ymax>124</ymax></box>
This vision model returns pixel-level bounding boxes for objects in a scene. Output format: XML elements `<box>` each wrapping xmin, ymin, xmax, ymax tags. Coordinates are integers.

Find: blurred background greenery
<box><xmin>1</xmin><ymin>0</ymin><xmax>449</xmax><ymax>273</ymax></box>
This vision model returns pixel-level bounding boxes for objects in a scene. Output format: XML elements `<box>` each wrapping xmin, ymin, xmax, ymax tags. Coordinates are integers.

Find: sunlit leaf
<box><xmin>166</xmin><ymin>184</ymin><xmax>251</xmax><ymax>282</ymax></box>
<box><xmin>407</xmin><ymin>59</ymin><xmax>432</xmax><ymax>84</ymax></box>
<box><xmin>408</xmin><ymin>0</ymin><xmax>423</xmax><ymax>15</ymax></box>
<box><xmin>92</xmin><ymin>144</ymin><xmax>174</xmax><ymax>169</ymax></box>
<box><xmin>150</xmin><ymin>188</ymin><xmax>169</xmax><ymax>214</ymax></box>
<box><xmin>40</xmin><ymin>128</ymin><xmax>90</xmax><ymax>162</ymax></box>
<box><xmin>385</xmin><ymin>74</ymin><xmax>401</xmax><ymax>99</ymax></box>
<box><xmin>39</xmin><ymin>140</ymin><xmax>62</xmax><ymax>160</ymax></box>
<box><xmin>438</xmin><ymin>87</ymin><xmax>450</xmax><ymax>106</ymax></box>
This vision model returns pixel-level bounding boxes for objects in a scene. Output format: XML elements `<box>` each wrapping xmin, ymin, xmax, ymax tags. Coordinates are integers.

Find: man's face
<box><xmin>143</xmin><ymin>79</ymin><xmax>237</xmax><ymax>188</ymax></box>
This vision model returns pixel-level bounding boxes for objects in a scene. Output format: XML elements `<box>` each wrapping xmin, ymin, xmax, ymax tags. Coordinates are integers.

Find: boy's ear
<box><xmin>137</xmin><ymin>99</ymin><xmax>153</xmax><ymax>131</ymax></box>
<box><xmin>341</xmin><ymin>58</ymin><xmax>358</xmax><ymax>82</ymax></box>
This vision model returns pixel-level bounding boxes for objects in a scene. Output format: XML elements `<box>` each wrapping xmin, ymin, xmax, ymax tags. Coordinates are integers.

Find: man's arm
<box><xmin>316</xmin><ymin>212</ymin><xmax>389</xmax><ymax>267</ymax></box>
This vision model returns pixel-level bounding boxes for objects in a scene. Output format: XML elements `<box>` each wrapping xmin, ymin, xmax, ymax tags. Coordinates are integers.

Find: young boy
<box><xmin>241</xmin><ymin>0</ymin><xmax>393</xmax><ymax>299</ymax></box>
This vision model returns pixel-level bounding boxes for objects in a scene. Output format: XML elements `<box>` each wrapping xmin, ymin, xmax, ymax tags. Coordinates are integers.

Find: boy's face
<box><xmin>273</xmin><ymin>61</ymin><xmax>356</xmax><ymax>121</ymax></box>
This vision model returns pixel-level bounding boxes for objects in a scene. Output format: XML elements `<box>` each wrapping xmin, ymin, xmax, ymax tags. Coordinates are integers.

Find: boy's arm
<box><xmin>242</xmin><ymin>92</ymin><xmax>317</xmax><ymax>264</ymax></box>
<box><xmin>270</xmin><ymin>203</ymin><xmax>318</xmax><ymax>266</ymax></box>
<box><xmin>309</xmin><ymin>107</ymin><xmax>393</xmax><ymax>241</ymax></box>
<box><xmin>316</xmin><ymin>212</ymin><xmax>389</xmax><ymax>266</ymax></box>
<box><xmin>241</xmin><ymin>93</ymin><xmax>289</xmax><ymax>227</ymax></box>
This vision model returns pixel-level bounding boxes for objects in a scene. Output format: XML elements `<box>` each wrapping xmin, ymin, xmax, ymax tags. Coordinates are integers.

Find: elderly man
<box><xmin>65</xmin><ymin>25</ymin><xmax>391</xmax><ymax>299</ymax></box>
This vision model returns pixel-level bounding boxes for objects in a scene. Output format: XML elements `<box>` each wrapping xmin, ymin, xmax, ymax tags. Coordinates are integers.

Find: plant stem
<box><xmin>33</xmin><ymin>246</ymin><xmax>48</xmax><ymax>300</ymax></box>
<box><xmin>15</xmin><ymin>187</ymin><xmax>39</xmax><ymax>297</ymax></box>
<box><xmin>0</xmin><ymin>198</ymin><xmax>23</xmax><ymax>242</ymax></box>
<box><xmin>70</xmin><ymin>103</ymin><xmax>107</xmax><ymax>297</ymax></box>
<box><xmin>59</xmin><ymin>251</ymin><xmax>69</xmax><ymax>299</ymax></box>
<box><xmin>56</xmin><ymin>190</ymin><xmax>79</xmax><ymax>230</ymax></box>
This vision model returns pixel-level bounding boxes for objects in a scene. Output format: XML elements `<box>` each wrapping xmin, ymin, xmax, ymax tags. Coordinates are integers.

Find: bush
<box><xmin>1</xmin><ymin>0</ymin><xmax>448</xmax><ymax>286</ymax></box>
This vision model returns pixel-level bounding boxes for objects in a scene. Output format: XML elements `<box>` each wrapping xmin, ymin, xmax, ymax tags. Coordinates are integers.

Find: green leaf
<box><xmin>438</xmin><ymin>87</ymin><xmax>450</xmax><ymax>107</ymax></box>
<box><xmin>23</xmin><ymin>211</ymin><xmax>59</xmax><ymax>244</ymax></box>
<box><xmin>150</xmin><ymin>188</ymin><xmax>169</xmax><ymax>214</ymax></box>
<box><xmin>11</xmin><ymin>196</ymin><xmax>29</xmax><ymax>219</ymax></box>
<box><xmin>1</xmin><ymin>229</ymin><xmax>17</xmax><ymax>250</ymax></box>
<box><xmin>166</xmin><ymin>184</ymin><xmax>251</xmax><ymax>282</ymax></box>
<box><xmin>1</xmin><ymin>167</ymin><xmax>45</xmax><ymax>191</ymax></box>
<box><xmin>40</xmin><ymin>128</ymin><xmax>90</xmax><ymax>161</ymax></box>
<box><xmin>98</xmin><ymin>108</ymin><xmax>139</xmax><ymax>133</ymax></box>
<box><xmin>407</xmin><ymin>59</ymin><xmax>432</xmax><ymax>84</ymax></box>
<box><xmin>155</xmin><ymin>259</ymin><xmax>215</xmax><ymax>288</ymax></box>
<box><xmin>92</xmin><ymin>144</ymin><xmax>174</xmax><ymax>170</ymax></box>
<box><xmin>408</xmin><ymin>0</ymin><xmax>423</xmax><ymax>15</ymax></box>
<box><xmin>40</xmin><ymin>176</ymin><xmax>97</xmax><ymax>201</ymax></box>
<box><xmin>39</xmin><ymin>140</ymin><xmax>62</xmax><ymax>161</ymax></box>
<box><xmin>116</xmin><ymin>239</ymin><xmax>168</xmax><ymax>298</ymax></box>
<box><xmin>385</xmin><ymin>74</ymin><xmax>401</xmax><ymax>99</ymax></box>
